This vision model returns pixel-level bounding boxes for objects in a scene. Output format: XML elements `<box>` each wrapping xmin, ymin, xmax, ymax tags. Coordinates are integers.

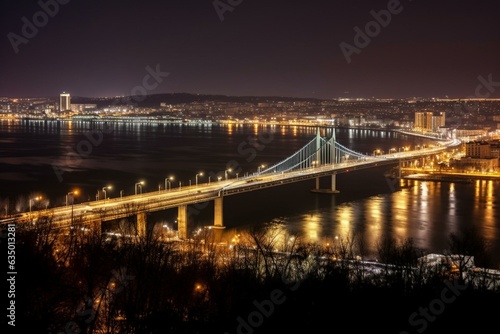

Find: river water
<box><xmin>1</xmin><ymin>119</ymin><xmax>499</xmax><ymax>267</ymax></box>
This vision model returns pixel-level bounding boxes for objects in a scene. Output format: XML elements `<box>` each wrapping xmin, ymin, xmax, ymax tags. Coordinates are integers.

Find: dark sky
<box><xmin>1</xmin><ymin>0</ymin><xmax>499</xmax><ymax>99</ymax></box>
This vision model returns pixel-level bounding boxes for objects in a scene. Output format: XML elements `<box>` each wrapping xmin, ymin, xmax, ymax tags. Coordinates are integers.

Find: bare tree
<box><xmin>376</xmin><ymin>236</ymin><xmax>424</xmax><ymax>291</ymax></box>
<box><xmin>446</xmin><ymin>225</ymin><xmax>489</xmax><ymax>283</ymax></box>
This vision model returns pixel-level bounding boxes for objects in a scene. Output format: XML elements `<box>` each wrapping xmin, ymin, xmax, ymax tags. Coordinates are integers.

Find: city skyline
<box><xmin>1</xmin><ymin>0</ymin><xmax>499</xmax><ymax>100</ymax></box>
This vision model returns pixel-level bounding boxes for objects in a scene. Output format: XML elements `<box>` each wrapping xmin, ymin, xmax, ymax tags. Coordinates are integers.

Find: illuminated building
<box><xmin>60</xmin><ymin>92</ymin><xmax>71</xmax><ymax>112</ymax></box>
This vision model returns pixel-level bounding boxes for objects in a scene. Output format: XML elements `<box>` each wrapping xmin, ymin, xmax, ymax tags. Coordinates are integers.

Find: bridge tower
<box><xmin>310</xmin><ymin>128</ymin><xmax>340</xmax><ymax>194</ymax></box>
<box><xmin>315</xmin><ymin>128</ymin><xmax>321</xmax><ymax>164</ymax></box>
<box><xmin>330</xmin><ymin>128</ymin><xmax>336</xmax><ymax>164</ymax></box>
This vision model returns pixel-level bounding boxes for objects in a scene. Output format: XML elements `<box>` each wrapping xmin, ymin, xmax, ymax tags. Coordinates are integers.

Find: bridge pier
<box><xmin>178</xmin><ymin>205</ymin><xmax>187</xmax><ymax>239</ymax></box>
<box><xmin>214</xmin><ymin>197</ymin><xmax>224</xmax><ymax>228</ymax></box>
<box><xmin>331</xmin><ymin>174</ymin><xmax>338</xmax><ymax>193</ymax></box>
<box><xmin>211</xmin><ymin>197</ymin><xmax>226</xmax><ymax>231</ymax></box>
<box><xmin>136</xmin><ymin>212</ymin><xmax>146</xmax><ymax>237</ymax></box>
<box><xmin>310</xmin><ymin>173</ymin><xmax>340</xmax><ymax>194</ymax></box>
<box><xmin>176</xmin><ymin>198</ymin><xmax>226</xmax><ymax>240</ymax></box>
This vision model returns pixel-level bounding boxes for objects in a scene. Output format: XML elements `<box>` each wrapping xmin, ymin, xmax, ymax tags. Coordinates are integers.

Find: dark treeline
<box><xmin>5</xmin><ymin>215</ymin><xmax>500</xmax><ymax>334</ymax></box>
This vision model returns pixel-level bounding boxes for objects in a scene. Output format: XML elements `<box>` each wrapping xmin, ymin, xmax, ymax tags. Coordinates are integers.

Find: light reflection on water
<box><xmin>224</xmin><ymin>178</ymin><xmax>500</xmax><ymax>268</ymax></box>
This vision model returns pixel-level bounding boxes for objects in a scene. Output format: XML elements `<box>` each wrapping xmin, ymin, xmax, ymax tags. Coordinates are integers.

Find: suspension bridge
<box><xmin>1</xmin><ymin>128</ymin><xmax>460</xmax><ymax>239</ymax></box>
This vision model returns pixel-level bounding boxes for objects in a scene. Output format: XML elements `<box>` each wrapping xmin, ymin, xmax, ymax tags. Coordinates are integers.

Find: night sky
<box><xmin>1</xmin><ymin>0</ymin><xmax>499</xmax><ymax>99</ymax></box>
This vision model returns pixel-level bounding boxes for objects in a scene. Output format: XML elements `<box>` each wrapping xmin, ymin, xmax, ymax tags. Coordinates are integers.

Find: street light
<box><xmin>67</xmin><ymin>191</ymin><xmax>79</xmax><ymax>227</ymax></box>
<box><xmin>29</xmin><ymin>196</ymin><xmax>41</xmax><ymax>212</ymax></box>
<box><xmin>102</xmin><ymin>185</ymin><xmax>112</xmax><ymax>200</ymax></box>
<box><xmin>66</xmin><ymin>191</ymin><xmax>78</xmax><ymax>206</ymax></box>
<box><xmin>165</xmin><ymin>176</ymin><xmax>174</xmax><ymax>190</ymax></box>
<box><xmin>225</xmin><ymin>168</ymin><xmax>232</xmax><ymax>180</ymax></box>
<box><xmin>258</xmin><ymin>164</ymin><xmax>266</xmax><ymax>173</ymax></box>
<box><xmin>135</xmin><ymin>181</ymin><xmax>144</xmax><ymax>195</ymax></box>
<box><xmin>196</xmin><ymin>172</ymin><xmax>203</xmax><ymax>186</ymax></box>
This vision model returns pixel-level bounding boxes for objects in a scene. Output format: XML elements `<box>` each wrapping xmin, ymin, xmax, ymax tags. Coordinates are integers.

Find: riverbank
<box><xmin>402</xmin><ymin>170</ymin><xmax>500</xmax><ymax>183</ymax></box>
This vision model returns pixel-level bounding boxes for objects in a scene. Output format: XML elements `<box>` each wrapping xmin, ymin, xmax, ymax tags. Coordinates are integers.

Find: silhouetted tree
<box><xmin>446</xmin><ymin>225</ymin><xmax>490</xmax><ymax>283</ymax></box>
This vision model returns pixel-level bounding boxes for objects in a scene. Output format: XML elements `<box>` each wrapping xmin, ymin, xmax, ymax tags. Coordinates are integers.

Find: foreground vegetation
<box><xmin>7</xmin><ymin>217</ymin><xmax>500</xmax><ymax>334</ymax></box>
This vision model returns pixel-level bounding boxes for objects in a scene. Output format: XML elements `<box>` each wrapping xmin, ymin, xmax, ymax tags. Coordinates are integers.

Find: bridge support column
<box><xmin>213</xmin><ymin>197</ymin><xmax>225</xmax><ymax>229</ymax></box>
<box><xmin>331</xmin><ymin>173</ymin><xmax>338</xmax><ymax>192</ymax></box>
<box><xmin>178</xmin><ymin>205</ymin><xmax>187</xmax><ymax>239</ymax></box>
<box><xmin>310</xmin><ymin>173</ymin><xmax>340</xmax><ymax>194</ymax></box>
<box><xmin>136</xmin><ymin>212</ymin><xmax>146</xmax><ymax>237</ymax></box>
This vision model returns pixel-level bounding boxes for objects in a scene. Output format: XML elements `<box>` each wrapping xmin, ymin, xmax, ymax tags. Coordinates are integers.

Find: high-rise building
<box><xmin>414</xmin><ymin>111</ymin><xmax>433</xmax><ymax>130</ymax></box>
<box><xmin>432</xmin><ymin>111</ymin><xmax>446</xmax><ymax>131</ymax></box>
<box><xmin>414</xmin><ymin>111</ymin><xmax>445</xmax><ymax>132</ymax></box>
<box><xmin>60</xmin><ymin>92</ymin><xmax>71</xmax><ymax>112</ymax></box>
<box><xmin>414</xmin><ymin>112</ymin><xmax>424</xmax><ymax>129</ymax></box>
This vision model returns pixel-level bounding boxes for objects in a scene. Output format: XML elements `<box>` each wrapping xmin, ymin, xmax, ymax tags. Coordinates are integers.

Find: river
<box><xmin>0</xmin><ymin>119</ymin><xmax>499</xmax><ymax>267</ymax></box>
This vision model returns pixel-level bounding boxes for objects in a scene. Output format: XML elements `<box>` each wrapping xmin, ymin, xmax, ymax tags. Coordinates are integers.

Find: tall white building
<box><xmin>60</xmin><ymin>92</ymin><xmax>71</xmax><ymax>112</ymax></box>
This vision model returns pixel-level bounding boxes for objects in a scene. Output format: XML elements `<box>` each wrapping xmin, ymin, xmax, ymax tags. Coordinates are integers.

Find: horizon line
<box><xmin>2</xmin><ymin>92</ymin><xmax>500</xmax><ymax>102</ymax></box>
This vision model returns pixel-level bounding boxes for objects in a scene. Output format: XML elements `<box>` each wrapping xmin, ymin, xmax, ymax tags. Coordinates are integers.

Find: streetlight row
<box><xmin>124</xmin><ymin>165</ymin><xmax>269</xmax><ymax>197</ymax></box>
<box><xmin>118</xmin><ymin>168</ymin><xmax>237</xmax><ymax>198</ymax></box>
<box><xmin>28</xmin><ymin>165</ymin><xmax>268</xmax><ymax>211</ymax></box>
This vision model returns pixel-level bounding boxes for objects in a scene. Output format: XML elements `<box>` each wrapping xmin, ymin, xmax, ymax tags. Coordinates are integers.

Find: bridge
<box><xmin>1</xmin><ymin>128</ymin><xmax>461</xmax><ymax>239</ymax></box>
